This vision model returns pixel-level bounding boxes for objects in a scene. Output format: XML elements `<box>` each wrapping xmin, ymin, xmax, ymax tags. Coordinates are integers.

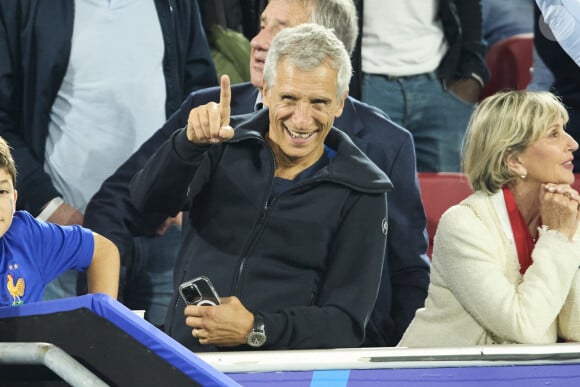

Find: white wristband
<box><xmin>36</xmin><ymin>197</ymin><xmax>65</xmax><ymax>222</ymax></box>
<box><xmin>470</xmin><ymin>72</ymin><xmax>485</xmax><ymax>87</ymax></box>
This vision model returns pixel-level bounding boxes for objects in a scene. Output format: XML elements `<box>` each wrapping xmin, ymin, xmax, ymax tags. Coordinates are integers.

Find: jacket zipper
<box><xmin>232</xmin><ymin>138</ymin><xmax>276</xmax><ymax>295</ymax></box>
<box><xmin>230</xmin><ymin>177</ymin><xmax>346</xmax><ymax>296</ymax></box>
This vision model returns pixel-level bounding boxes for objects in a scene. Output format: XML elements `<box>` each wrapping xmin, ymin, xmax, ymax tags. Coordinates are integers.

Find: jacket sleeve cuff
<box><xmin>173</xmin><ymin>128</ymin><xmax>211</xmax><ymax>160</ymax></box>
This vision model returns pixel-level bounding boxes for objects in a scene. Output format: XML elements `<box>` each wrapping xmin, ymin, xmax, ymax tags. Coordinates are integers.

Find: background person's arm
<box><xmin>382</xmin><ymin>134</ymin><xmax>430</xmax><ymax>346</ymax></box>
<box><xmin>443</xmin><ymin>0</ymin><xmax>488</xmax><ymax>103</ymax></box>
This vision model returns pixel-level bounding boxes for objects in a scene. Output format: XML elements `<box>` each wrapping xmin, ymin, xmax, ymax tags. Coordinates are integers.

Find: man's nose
<box><xmin>291</xmin><ymin>102</ymin><xmax>314</xmax><ymax>127</ymax></box>
<box><xmin>250</xmin><ymin>30</ymin><xmax>270</xmax><ymax>51</ymax></box>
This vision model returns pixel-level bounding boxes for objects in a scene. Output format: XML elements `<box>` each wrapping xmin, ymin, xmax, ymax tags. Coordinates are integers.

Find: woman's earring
<box><xmin>520</xmin><ymin>172</ymin><xmax>527</xmax><ymax>179</ymax></box>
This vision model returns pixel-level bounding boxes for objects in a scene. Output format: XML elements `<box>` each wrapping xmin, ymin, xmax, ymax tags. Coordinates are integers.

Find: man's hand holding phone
<box><xmin>179</xmin><ymin>276</ymin><xmax>254</xmax><ymax>347</ymax></box>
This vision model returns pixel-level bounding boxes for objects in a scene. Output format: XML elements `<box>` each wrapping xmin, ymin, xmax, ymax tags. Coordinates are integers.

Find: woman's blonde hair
<box><xmin>462</xmin><ymin>91</ymin><xmax>569</xmax><ymax>194</ymax></box>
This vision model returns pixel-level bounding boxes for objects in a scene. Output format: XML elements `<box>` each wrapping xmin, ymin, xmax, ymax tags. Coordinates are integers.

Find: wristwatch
<box><xmin>246</xmin><ymin>314</ymin><xmax>267</xmax><ymax>348</ymax></box>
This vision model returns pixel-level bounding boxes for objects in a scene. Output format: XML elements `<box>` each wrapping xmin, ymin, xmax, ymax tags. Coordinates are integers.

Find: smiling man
<box><xmin>86</xmin><ymin>0</ymin><xmax>430</xmax><ymax>347</ymax></box>
<box><xmin>130</xmin><ymin>24</ymin><xmax>393</xmax><ymax>351</ymax></box>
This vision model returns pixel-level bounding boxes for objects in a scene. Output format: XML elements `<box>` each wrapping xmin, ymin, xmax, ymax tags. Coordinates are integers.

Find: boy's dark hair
<box><xmin>0</xmin><ymin>136</ymin><xmax>17</xmax><ymax>186</ymax></box>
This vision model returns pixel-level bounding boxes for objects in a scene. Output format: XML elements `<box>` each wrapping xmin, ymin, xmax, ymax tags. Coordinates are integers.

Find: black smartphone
<box><xmin>178</xmin><ymin>276</ymin><xmax>221</xmax><ymax>306</ymax></box>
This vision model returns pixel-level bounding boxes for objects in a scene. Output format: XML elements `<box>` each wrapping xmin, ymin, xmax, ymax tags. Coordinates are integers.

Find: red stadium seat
<box><xmin>573</xmin><ymin>174</ymin><xmax>580</xmax><ymax>192</ymax></box>
<box><xmin>418</xmin><ymin>172</ymin><xmax>473</xmax><ymax>258</ymax></box>
<box><xmin>480</xmin><ymin>33</ymin><xmax>534</xmax><ymax>101</ymax></box>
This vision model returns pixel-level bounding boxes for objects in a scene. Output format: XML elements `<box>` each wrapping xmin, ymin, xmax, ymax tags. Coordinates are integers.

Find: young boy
<box><xmin>0</xmin><ymin>137</ymin><xmax>119</xmax><ymax>306</ymax></box>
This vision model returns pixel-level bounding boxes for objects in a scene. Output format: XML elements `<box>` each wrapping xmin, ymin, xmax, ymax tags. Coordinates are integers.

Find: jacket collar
<box><xmin>228</xmin><ymin>109</ymin><xmax>393</xmax><ymax>193</ymax></box>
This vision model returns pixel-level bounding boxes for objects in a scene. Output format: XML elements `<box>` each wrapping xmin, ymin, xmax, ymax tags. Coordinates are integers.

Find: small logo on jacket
<box><xmin>381</xmin><ymin>218</ymin><xmax>388</xmax><ymax>236</ymax></box>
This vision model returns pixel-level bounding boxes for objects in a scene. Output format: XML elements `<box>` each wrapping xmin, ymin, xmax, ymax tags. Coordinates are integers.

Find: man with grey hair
<box><xmin>86</xmin><ymin>0</ymin><xmax>429</xmax><ymax>347</ymax></box>
<box><xmin>130</xmin><ymin>23</ymin><xmax>393</xmax><ymax>351</ymax></box>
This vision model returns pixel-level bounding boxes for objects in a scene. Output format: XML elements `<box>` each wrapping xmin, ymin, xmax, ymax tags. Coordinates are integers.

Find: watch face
<box><xmin>247</xmin><ymin>331</ymin><xmax>266</xmax><ymax>347</ymax></box>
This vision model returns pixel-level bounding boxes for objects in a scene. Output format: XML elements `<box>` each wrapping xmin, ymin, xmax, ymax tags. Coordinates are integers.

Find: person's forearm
<box><xmin>453</xmin><ymin>0</ymin><xmax>489</xmax><ymax>86</ymax></box>
<box><xmin>86</xmin><ymin>233</ymin><xmax>120</xmax><ymax>299</ymax></box>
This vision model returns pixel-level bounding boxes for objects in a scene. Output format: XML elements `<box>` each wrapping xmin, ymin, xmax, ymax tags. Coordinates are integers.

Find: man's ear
<box><xmin>334</xmin><ymin>90</ymin><xmax>348</xmax><ymax>118</ymax></box>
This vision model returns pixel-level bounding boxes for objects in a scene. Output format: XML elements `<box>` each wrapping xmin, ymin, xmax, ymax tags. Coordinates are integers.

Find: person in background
<box><xmin>131</xmin><ymin>23</ymin><xmax>391</xmax><ymax>351</ymax></box>
<box><xmin>480</xmin><ymin>0</ymin><xmax>555</xmax><ymax>94</ymax></box>
<box><xmin>0</xmin><ymin>0</ymin><xmax>217</xmax><ymax>326</ymax></box>
<box><xmin>85</xmin><ymin>0</ymin><xmax>430</xmax><ymax>347</ymax></box>
<box><xmin>534</xmin><ymin>1</ymin><xmax>580</xmax><ymax>171</ymax></box>
<box><xmin>0</xmin><ymin>136</ymin><xmax>119</xmax><ymax>307</ymax></box>
<box><xmin>399</xmin><ymin>91</ymin><xmax>580</xmax><ymax>347</ymax></box>
<box><xmin>352</xmin><ymin>0</ymin><xmax>489</xmax><ymax>172</ymax></box>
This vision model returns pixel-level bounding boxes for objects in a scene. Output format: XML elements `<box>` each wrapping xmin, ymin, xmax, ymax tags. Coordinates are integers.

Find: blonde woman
<box><xmin>399</xmin><ymin>91</ymin><xmax>580</xmax><ymax>346</ymax></box>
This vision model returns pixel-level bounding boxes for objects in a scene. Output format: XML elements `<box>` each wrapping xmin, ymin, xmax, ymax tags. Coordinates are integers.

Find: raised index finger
<box><xmin>219</xmin><ymin>74</ymin><xmax>231</xmax><ymax>127</ymax></box>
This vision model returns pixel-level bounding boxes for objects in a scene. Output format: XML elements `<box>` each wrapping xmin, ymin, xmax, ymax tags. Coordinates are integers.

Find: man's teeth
<box><xmin>288</xmin><ymin>128</ymin><xmax>313</xmax><ymax>139</ymax></box>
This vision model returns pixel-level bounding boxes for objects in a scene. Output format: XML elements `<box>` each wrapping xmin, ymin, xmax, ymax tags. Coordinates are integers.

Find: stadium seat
<box><xmin>573</xmin><ymin>174</ymin><xmax>580</xmax><ymax>192</ymax></box>
<box><xmin>480</xmin><ymin>33</ymin><xmax>534</xmax><ymax>100</ymax></box>
<box><xmin>418</xmin><ymin>172</ymin><xmax>473</xmax><ymax>258</ymax></box>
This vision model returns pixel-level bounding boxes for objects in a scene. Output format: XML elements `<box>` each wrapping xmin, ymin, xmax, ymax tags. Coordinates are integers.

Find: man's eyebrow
<box><xmin>311</xmin><ymin>96</ymin><xmax>332</xmax><ymax>103</ymax></box>
<box><xmin>260</xmin><ymin>15</ymin><xmax>289</xmax><ymax>27</ymax></box>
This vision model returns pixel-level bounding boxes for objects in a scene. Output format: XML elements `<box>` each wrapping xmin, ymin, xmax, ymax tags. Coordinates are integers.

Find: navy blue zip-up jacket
<box><xmin>130</xmin><ymin>109</ymin><xmax>393</xmax><ymax>351</ymax></box>
<box><xmin>0</xmin><ymin>0</ymin><xmax>217</xmax><ymax>215</ymax></box>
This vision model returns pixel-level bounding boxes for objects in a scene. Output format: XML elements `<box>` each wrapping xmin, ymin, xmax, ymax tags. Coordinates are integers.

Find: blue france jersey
<box><xmin>0</xmin><ymin>211</ymin><xmax>94</xmax><ymax>306</ymax></box>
